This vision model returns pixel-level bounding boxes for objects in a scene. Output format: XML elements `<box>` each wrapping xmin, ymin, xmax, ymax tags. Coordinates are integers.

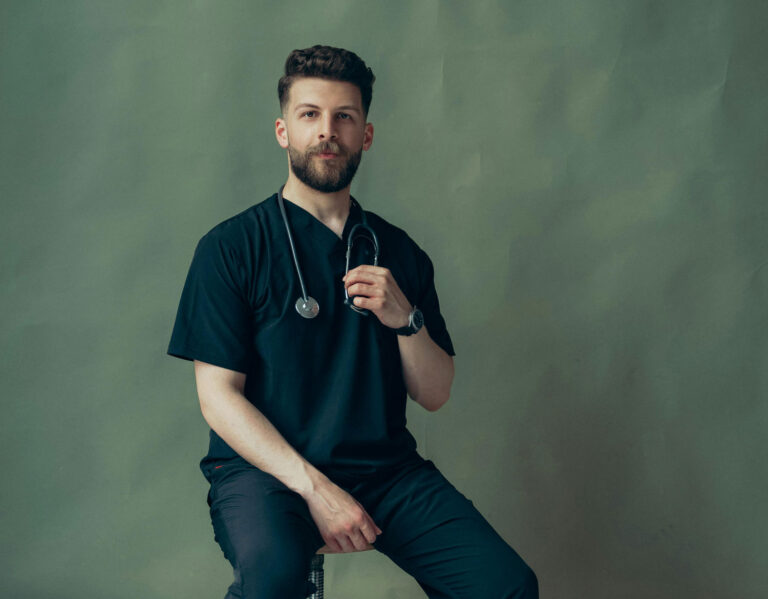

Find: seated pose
<box><xmin>168</xmin><ymin>44</ymin><xmax>538</xmax><ymax>599</ymax></box>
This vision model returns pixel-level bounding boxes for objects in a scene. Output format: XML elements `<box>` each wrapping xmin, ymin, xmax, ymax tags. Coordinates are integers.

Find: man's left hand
<box><xmin>342</xmin><ymin>265</ymin><xmax>412</xmax><ymax>329</ymax></box>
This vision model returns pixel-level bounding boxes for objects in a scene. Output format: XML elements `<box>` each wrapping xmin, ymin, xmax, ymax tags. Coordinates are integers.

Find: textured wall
<box><xmin>1</xmin><ymin>1</ymin><xmax>766</xmax><ymax>597</ymax></box>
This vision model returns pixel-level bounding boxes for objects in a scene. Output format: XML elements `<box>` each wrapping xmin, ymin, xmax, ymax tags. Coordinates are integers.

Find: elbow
<box><xmin>197</xmin><ymin>388</ymin><xmax>229</xmax><ymax>427</ymax></box>
<box><xmin>429</xmin><ymin>360</ymin><xmax>455</xmax><ymax>412</ymax></box>
<box><xmin>197</xmin><ymin>394</ymin><xmax>217</xmax><ymax>427</ymax></box>
<box><xmin>416</xmin><ymin>386</ymin><xmax>452</xmax><ymax>412</ymax></box>
<box><xmin>410</xmin><ymin>355</ymin><xmax>454</xmax><ymax>412</ymax></box>
<box><xmin>425</xmin><ymin>395</ymin><xmax>449</xmax><ymax>412</ymax></box>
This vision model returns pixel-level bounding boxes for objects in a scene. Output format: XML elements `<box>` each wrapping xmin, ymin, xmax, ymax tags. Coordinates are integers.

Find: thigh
<box><xmin>367</xmin><ymin>460</ymin><xmax>538</xmax><ymax>599</ymax></box>
<box><xmin>207</xmin><ymin>463</ymin><xmax>325</xmax><ymax>599</ymax></box>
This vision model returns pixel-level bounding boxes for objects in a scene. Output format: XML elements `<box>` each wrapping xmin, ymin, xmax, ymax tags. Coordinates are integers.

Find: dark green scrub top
<box><xmin>167</xmin><ymin>191</ymin><xmax>455</xmax><ymax>473</ymax></box>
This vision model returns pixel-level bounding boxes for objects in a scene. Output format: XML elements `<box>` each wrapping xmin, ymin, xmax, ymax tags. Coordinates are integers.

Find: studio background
<box><xmin>1</xmin><ymin>1</ymin><xmax>766</xmax><ymax>597</ymax></box>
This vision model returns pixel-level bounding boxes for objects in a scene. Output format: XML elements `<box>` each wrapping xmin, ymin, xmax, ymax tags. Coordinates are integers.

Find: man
<box><xmin>168</xmin><ymin>45</ymin><xmax>537</xmax><ymax>598</ymax></box>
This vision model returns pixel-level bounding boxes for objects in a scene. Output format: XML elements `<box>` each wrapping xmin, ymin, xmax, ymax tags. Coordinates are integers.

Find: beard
<box><xmin>288</xmin><ymin>141</ymin><xmax>363</xmax><ymax>193</ymax></box>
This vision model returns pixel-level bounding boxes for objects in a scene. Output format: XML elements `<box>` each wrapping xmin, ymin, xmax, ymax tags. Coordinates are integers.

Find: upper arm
<box><xmin>167</xmin><ymin>230</ymin><xmax>256</xmax><ymax>374</ymax></box>
<box><xmin>415</xmin><ymin>246</ymin><xmax>455</xmax><ymax>357</ymax></box>
<box><xmin>194</xmin><ymin>359</ymin><xmax>246</xmax><ymax>408</ymax></box>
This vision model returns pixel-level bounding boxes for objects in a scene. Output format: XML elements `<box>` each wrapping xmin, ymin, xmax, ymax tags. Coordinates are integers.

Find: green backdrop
<box><xmin>2</xmin><ymin>1</ymin><xmax>766</xmax><ymax>597</ymax></box>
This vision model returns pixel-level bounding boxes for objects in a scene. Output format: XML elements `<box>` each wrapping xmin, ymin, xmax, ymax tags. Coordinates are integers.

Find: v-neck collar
<box><xmin>273</xmin><ymin>192</ymin><xmax>364</xmax><ymax>256</ymax></box>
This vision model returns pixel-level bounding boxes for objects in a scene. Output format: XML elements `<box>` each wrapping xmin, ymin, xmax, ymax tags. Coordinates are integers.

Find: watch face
<box><xmin>412</xmin><ymin>309</ymin><xmax>424</xmax><ymax>329</ymax></box>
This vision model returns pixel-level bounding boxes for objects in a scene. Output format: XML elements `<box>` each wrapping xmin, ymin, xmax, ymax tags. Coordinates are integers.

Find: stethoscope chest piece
<box><xmin>295</xmin><ymin>296</ymin><xmax>320</xmax><ymax>319</ymax></box>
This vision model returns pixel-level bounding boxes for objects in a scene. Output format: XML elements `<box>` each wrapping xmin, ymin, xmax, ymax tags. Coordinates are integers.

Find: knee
<box><xmin>505</xmin><ymin>563</ymin><xmax>538</xmax><ymax>599</ymax></box>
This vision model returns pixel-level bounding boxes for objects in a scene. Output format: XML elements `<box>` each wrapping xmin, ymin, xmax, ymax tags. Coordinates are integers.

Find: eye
<box><xmin>337</xmin><ymin>112</ymin><xmax>351</xmax><ymax>120</ymax></box>
<box><xmin>302</xmin><ymin>110</ymin><xmax>316</xmax><ymax>118</ymax></box>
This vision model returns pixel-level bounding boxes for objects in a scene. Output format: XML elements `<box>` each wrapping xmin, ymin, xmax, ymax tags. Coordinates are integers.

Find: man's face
<box><xmin>276</xmin><ymin>77</ymin><xmax>373</xmax><ymax>193</ymax></box>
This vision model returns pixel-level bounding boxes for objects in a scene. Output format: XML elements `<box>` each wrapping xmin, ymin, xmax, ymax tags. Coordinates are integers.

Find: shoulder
<box><xmin>363</xmin><ymin>209</ymin><xmax>427</xmax><ymax>261</ymax></box>
<box><xmin>362</xmin><ymin>209</ymin><xmax>438</xmax><ymax>300</ymax></box>
<box><xmin>196</xmin><ymin>195</ymin><xmax>274</xmax><ymax>257</ymax></box>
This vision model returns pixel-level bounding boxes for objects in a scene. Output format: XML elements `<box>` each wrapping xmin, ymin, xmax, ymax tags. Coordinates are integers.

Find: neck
<box><xmin>281</xmin><ymin>174</ymin><xmax>351</xmax><ymax>224</ymax></box>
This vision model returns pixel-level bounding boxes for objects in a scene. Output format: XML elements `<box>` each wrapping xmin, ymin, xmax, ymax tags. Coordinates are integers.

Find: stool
<box><xmin>306</xmin><ymin>544</ymin><xmax>374</xmax><ymax>599</ymax></box>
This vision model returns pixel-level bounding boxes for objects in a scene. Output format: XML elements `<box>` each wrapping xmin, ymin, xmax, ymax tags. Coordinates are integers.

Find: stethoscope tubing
<box><xmin>343</xmin><ymin>222</ymin><xmax>379</xmax><ymax>313</ymax></box>
<box><xmin>277</xmin><ymin>184</ymin><xmax>311</xmax><ymax>304</ymax></box>
<box><xmin>277</xmin><ymin>184</ymin><xmax>380</xmax><ymax>318</ymax></box>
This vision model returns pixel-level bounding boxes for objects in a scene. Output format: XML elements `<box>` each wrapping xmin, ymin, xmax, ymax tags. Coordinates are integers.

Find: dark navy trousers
<box><xmin>203</xmin><ymin>454</ymin><xmax>538</xmax><ymax>599</ymax></box>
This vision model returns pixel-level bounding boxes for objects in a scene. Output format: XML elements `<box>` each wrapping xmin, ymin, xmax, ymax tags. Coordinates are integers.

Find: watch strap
<box><xmin>395</xmin><ymin>306</ymin><xmax>423</xmax><ymax>336</ymax></box>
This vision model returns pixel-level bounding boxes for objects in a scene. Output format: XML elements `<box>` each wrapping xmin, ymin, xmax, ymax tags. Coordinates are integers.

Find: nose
<box><xmin>318</xmin><ymin>113</ymin><xmax>337</xmax><ymax>140</ymax></box>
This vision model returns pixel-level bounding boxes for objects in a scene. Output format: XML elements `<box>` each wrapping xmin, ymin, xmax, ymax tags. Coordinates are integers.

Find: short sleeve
<box><xmin>416</xmin><ymin>248</ymin><xmax>456</xmax><ymax>357</ymax></box>
<box><xmin>167</xmin><ymin>231</ymin><xmax>254</xmax><ymax>373</ymax></box>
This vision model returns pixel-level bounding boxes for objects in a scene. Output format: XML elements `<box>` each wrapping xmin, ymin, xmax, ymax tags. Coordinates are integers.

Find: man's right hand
<box><xmin>303</xmin><ymin>474</ymin><xmax>383</xmax><ymax>553</ymax></box>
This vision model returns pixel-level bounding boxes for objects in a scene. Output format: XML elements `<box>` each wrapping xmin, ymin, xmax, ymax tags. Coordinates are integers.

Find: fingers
<box><xmin>343</xmin><ymin>269</ymin><xmax>387</xmax><ymax>288</ymax></box>
<box><xmin>324</xmin><ymin>537</ymin><xmax>344</xmax><ymax>553</ymax></box>
<box><xmin>327</xmin><ymin>518</ymin><xmax>383</xmax><ymax>553</ymax></box>
<box><xmin>346</xmin><ymin>282</ymin><xmax>380</xmax><ymax>297</ymax></box>
<box><xmin>361</xmin><ymin>524</ymin><xmax>376</xmax><ymax>545</ymax></box>
<box><xmin>337</xmin><ymin>533</ymin><xmax>357</xmax><ymax>553</ymax></box>
<box><xmin>323</xmin><ymin>527</ymin><xmax>364</xmax><ymax>553</ymax></box>
<box><xmin>308</xmin><ymin>482</ymin><xmax>384</xmax><ymax>554</ymax></box>
<box><xmin>340</xmin><ymin>516</ymin><xmax>374</xmax><ymax>551</ymax></box>
<box><xmin>348</xmin><ymin>528</ymin><xmax>370</xmax><ymax>551</ymax></box>
<box><xmin>343</xmin><ymin>265</ymin><xmax>388</xmax><ymax>280</ymax></box>
<box><xmin>362</xmin><ymin>515</ymin><xmax>383</xmax><ymax>543</ymax></box>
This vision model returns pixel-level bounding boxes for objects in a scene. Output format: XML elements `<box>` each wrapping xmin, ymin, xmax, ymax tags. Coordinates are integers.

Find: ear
<box><xmin>363</xmin><ymin>122</ymin><xmax>374</xmax><ymax>151</ymax></box>
<box><xmin>275</xmin><ymin>117</ymin><xmax>289</xmax><ymax>149</ymax></box>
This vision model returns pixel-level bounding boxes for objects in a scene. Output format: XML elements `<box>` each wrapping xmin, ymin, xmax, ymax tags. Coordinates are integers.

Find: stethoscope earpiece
<box><xmin>277</xmin><ymin>185</ymin><xmax>380</xmax><ymax>319</ymax></box>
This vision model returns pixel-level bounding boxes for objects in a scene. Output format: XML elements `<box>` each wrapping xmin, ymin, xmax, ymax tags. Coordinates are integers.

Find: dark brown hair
<box><xmin>278</xmin><ymin>45</ymin><xmax>376</xmax><ymax>118</ymax></box>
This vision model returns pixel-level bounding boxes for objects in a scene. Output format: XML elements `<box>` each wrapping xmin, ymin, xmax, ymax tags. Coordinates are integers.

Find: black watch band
<box><xmin>395</xmin><ymin>306</ymin><xmax>424</xmax><ymax>336</ymax></box>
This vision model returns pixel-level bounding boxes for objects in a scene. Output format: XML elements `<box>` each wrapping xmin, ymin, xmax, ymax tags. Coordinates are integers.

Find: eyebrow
<box><xmin>294</xmin><ymin>103</ymin><xmax>361</xmax><ymax>114</ymax></box>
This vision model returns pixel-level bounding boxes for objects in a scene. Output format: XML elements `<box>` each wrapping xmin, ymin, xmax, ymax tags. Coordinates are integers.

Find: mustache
<box><xmin>311</xmin><ymin>142</ymin><xmax>343</xmax><ymax>155</ymax></box>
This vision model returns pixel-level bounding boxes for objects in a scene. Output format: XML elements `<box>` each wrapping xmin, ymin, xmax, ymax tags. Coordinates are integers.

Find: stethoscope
<box><xmin>277</xmin><ymin>184</ymin><xmax>380</xmax><ymax>319</ymax></box>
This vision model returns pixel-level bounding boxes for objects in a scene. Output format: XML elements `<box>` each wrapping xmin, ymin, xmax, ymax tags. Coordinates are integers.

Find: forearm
<box><xmin>398</xmin><ymin>324</ymin><xmax>455</xmax><ymax>411</ymax></box>
<box><xmin>199</xmin><ymin>389</ymin><xmax>326</xmax><ymax>497</ymax></box>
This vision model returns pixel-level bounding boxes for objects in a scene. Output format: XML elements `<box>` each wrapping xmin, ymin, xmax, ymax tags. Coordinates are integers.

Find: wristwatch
<box><xmin>394</xmin><ymin>306</ymin><xmax>424</xmax><ymax>336</ymax></box>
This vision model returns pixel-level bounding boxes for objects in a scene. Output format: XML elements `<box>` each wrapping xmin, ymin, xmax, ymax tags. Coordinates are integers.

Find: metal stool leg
<box><xmin>307</xmin><ymin>553</ymin><xmax>325</xmax><ymax>599</ymax></box>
